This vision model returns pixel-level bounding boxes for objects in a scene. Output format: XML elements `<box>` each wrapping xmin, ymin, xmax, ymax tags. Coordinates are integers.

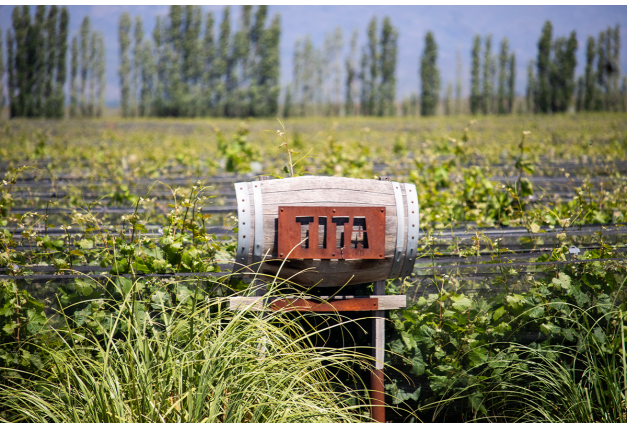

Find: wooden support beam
<box><xmin>229</xmin><ymin>295</ymin><xmax>406</xmax><ymax>312</ymax></box>
<box><xmin>271</xmin><ymin>297</ymin><xmax>378</xmax><ymax>312</ymax></box>
<box><xmin>371</xmin><ymin>280</ymin><xmax>386</xmax><ymax>423</ymax></box>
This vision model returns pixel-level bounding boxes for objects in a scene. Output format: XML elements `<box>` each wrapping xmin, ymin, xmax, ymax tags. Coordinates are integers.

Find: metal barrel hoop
<box><xmin>401</xmin><ymin>183</ymin><xmax>419</xmax><ymax>278</ymax></box>
<box><xmin>389</xmin><ymin>181</ymin><xmax>405</xmax><ymax>279</ymax></box>
<box><xmin>252</xmin><ymin>181</ymin><xmax>264</xmax><ymax>263</ymax></box>
<box><xmin>234</xmin><ymin>182</ymin><xmax>252</xmax><ymax>270</ymax></box>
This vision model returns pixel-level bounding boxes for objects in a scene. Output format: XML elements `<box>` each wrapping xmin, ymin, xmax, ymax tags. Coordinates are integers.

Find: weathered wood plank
<box><xmin>260</xmin><ymin>176</ymin><xmax>394</xmax><ymax>194</ymax></box>
<box><xmin>376</xmin><ymin>295</ymin><xmax>406</xmax><ymax>310</ymax></box>
<box><xmin>372</xmin><ymin>280</ymin><xmax>386</xmax><ymax>370</ymax></box>
<box><xmin>373</xmin><ymin>280</ymin><xmax>386</xmax><ymax>295</ymax></box>
<box><xmin>262</xmin><ymin>189</ymin><xmax>395</xmax><ymax>206</ymax></box>
<box><xmin>262</xmin><ymin>202</ymin><xmax>397</xmax><ymax>214</ymax></box>
<box><xmin>255</xmin><ymin>260</ymin><xmax>395</xmax><ymax>286</ymax></box>
<box><xmin>373</xmin><ymin>310</ymin><xmax>385</xmax><ymax>369</ymax></box>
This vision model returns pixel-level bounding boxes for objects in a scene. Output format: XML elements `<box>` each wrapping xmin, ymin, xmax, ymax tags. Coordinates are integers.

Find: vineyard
<box><xmin>2</xmin><ymin>112</ymin><xmax>627</xmax><ymax>422</ymax></box>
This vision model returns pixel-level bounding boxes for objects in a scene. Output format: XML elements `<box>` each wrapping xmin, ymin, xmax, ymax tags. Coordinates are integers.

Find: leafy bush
<box><xmin>430</xmin><ymin>306</ymin><xmax>627</xmax><ymax>422</ymax></box>
<box><xmin>215</xmin><ymin>122</ymin><xmax>259</xmax><ymax>173</ymax></box>
<box><xmin>386</xmin><ymin>242</ymin><xmax>627</xmax><ymax>421</ymax></box>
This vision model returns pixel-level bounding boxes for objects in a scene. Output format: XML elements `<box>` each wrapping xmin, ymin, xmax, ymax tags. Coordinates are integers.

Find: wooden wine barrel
<box><xmin>233</xmin><ymin>176</ymin><xmax>419</xmax><ymax>287</ymax></box>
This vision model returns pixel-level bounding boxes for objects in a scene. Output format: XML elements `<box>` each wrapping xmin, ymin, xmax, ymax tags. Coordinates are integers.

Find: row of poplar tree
<box><xmin>526</xmin><ymin>22</ymin><xmax>624</xmax><ymax>114</ymax></box>
<box><xmin>118</xmin><ymin>5</ymin><xmax>281</xmax><ymax>118</ymax></box>
<box><xmin>286</xmin><ymin>19</ymin><xmax>625</xmax><ymax>117</ymax></box>
<box><xmin>1</xmin><ymin>6</ymin><xmax>105</xmax><ymax>119</ymax></box>
<box><xmin>285</xmin><ymin>17</ymin><xmax>516</xmax><ymax>118</ymax></box>
<box><xmin>285</xmin><ymin>17</ymin><xmax>399</xmax><ymax>118</ymax></box>
<box><xmin>1</xmin><ymin>7</ymin><xmax>625</xmax><ymax>118</ymax></box>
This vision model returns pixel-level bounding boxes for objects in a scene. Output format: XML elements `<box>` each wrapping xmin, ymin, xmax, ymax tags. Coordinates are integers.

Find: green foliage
<box><xmin>388</xmin><ymin>253</ymin><xmax>627</xmax><ymax>421</ymax></box>
<box><xmin>507</xmin><ymin>52</ymin><xmax>516</xmax><ymax>113</ymax></box>
<box><xmin>133</xmin><ymin>6</ymin><xmax>281</xmax><ymax>118</ymax></box>
<box><xmin>584</xmin><ymin>35</ymin><xmax>597</xmax><ymax>111</ymax></box>
<box><xmin>291</xmin><ymin>26</ymin><xmax>345</xmax><ymax>117</ymax></box>
<box><xmin>68</xmin><ymin>16</ymin><xmax>105</xmax><ymax>118</ymax></box>
<box><xmin>6</xmin><ymin>5</ymin><xmax>69</xmax><ymax>118</ymax></box>
<box><xmin>379</xmin><ymin>17</ymin><xmax>398</xmax><ymax>117</ymax></box>
<box><xmin>321</xmin><ymin>134</ymin><xmax>372</xmax><ymax>178</ymax></box>
<box><xmin>0</xmin><ymin>280</ymin><xmax>48</xmax><ymax>373</ymax></box>
<box><xmin>537</xmin><ymin>21</ymin><xmax>553</xmax><ymax>113</ymax></box>
<box><xmin>215</xmin><ymin>122</ymin><xmax>259</xmax><ymax>173</ymax></box>
<box><xmin>470</xmin><ymin>35</ymin><xmax>482</xmax><ymax>115</ymax></box>
<box><xmin>55</xmin><ymin>7</ymin><xmax>69</xmax><ymax>118</ymax></box>
<box><xmin>532</xmin><ymin>22</ymin><xmax>584</xmax><ymax>114</ymax></box>
<box><xmin>43</xmin><ymin>6</ymin><xmax>57</xmax><ymax>118</ymax></box>
<box><xmin>592</xmin><ymin>25</ymin><xmax>622</xmax><ymax>112</ymax></box>
<box><xmin>132</xmin><ymin>16</ymin><xmax>144</xmax><ymax>116</ymax></box>
<box><xmin>363</xmin><ymin>17</ymin><xmax>378</xmax><ymax>116</ymax></box>
<box><xmin>526</xmin><ymin>60</ymin><xmax>537</xmax><ymax>113</ymax></box>
<box><xmin>497</xmin><ymin>38</ymin><xmax>509</xmax><ymax>115</ymax></box>
<box><xmin>253</xmin><ymin>12</ymin><xmax>281</xmax><ymax>117</ymax></box>
<box><xmin>345</xmin><ymin>30</ymin><xmax>358</xmax><ymax>116</ymax></box>
<box><xmin>429</xmin><ymin>305</ymin><xmax>627</xmax><ymax>422</ymax></box>
<box><xmin>549</xmin><ymin>31</ymin><xmax>578</xmax><ymax>113</ymax></box>
<box><xmin>79</xmin><ymin>17</ymin><xmax>89</xmax><ymax>115</ymax></box>
<box><xmin>482</xmin><ymin>34</ymin><xmax>494</xmax><ymax>115</ymax></box>
<box><xmin>420</xmin><ymin>31</ymin><xmax>440</xmax><ymax>116</ymax></box>
<box><xmin>69</xmin><ymin>37</ymin><xmax>78</xmax><ymax>117</ymax></box>
<box><xmin>0</xmin><ymin>28</ymin><xmax>5</xmax><ymax>111</ymax></box>
<box><xmin>119</xmin><ymin>13</ymin><xmax>132</xmax><ymax>118</ymax></box>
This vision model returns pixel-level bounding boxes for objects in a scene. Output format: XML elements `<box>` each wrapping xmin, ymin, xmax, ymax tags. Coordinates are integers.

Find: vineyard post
<box><xmin>371</xmin><ymin>279</ymin><xmax>386</xmax><ymax>423</ymax></box>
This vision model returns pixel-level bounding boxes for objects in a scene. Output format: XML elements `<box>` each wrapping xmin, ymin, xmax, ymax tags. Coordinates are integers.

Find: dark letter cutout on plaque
<box><xmin>278</xmin><ymin>206</ymin><xmax>386</xmax><ymax>259</ymax></box>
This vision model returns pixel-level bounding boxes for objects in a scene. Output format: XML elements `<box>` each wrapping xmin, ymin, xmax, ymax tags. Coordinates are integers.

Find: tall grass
<box><xmin>0</xmin><ymin>277</ymin><xmax>376</xmax><ymax>423</ymax></box>
<box><xmin>430</xmin><ymin>304</ymin><xmax>627</xmax><ymax>422</ymax></box>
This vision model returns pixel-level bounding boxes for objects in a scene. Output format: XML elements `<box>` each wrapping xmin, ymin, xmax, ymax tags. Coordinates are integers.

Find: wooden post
<box><xmin>255</xmin><ymin>282</ymin><xmax>267</xmax><ymax>297</ymax></box>
<box><xmin>229</xmin><ymin>286</ymin><xmax>407</xmax><ymax>424</ymax></box>
<box><xmin>371</xmin><ymin>280</ymin><xmax>386</xmax><ymax>423</ymax></box>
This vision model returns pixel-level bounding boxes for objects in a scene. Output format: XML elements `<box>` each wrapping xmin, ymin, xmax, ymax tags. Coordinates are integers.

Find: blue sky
<box><xmin>1</xmin><ymin>5</ymin><xmax>626</xmax><ymax>106</ymax></box>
